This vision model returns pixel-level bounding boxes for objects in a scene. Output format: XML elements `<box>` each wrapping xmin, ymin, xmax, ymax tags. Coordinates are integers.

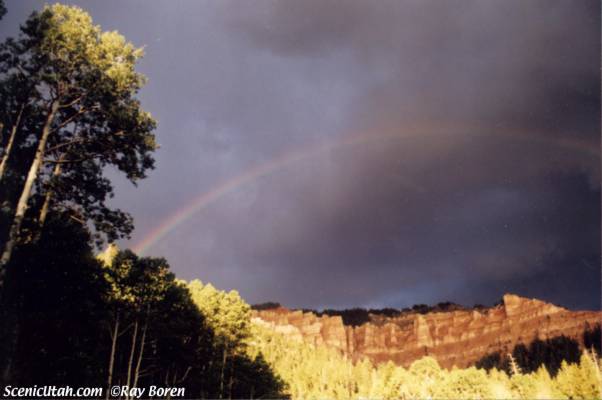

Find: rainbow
<box><xmin>133</xmin><ymin>126</ymin><xmax>599</xmax><ymax>255</ymax></box>
<box><xmin>132</xmin><ymin>128</ymin><xmax>393</xmax><ymax>255</ymax></box>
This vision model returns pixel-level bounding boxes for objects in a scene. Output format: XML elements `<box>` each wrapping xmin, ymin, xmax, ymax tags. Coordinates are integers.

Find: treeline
<box><xmin>476</xmin><ymin>326</ymin><xmax>601</xmax><ymax>376</ymax></box>
<box><xmin>253</xmin><ymin>302</ymin><xmax>478</xmax><ymax>327</ymax></box>
<box><xmin>251</xmin><ymin>322</ymin><xmax>602</xmax><ymax>399</ymax></box>
<box><xmin>314</xmin><ymin>301</ymin><xmax>470</xmax><ymax>326</ymax></box>
<box><xmin>0</xmin><ymin>217</ymin><xmax>285</xmax><ymax>398</ymax></box>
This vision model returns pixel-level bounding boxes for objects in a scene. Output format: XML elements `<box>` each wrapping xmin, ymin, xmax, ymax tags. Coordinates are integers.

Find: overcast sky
<box><xmin>2</xmin><ymin>0</ymin><xmax>600</xmax><ymax>310</ymax></box>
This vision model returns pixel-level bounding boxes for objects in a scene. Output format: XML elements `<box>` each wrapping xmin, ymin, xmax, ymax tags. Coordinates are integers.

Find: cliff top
<box><xmin>253</xmin><ymin>294</ymin><xmax>573</xmax><ymax>327</ymax></box>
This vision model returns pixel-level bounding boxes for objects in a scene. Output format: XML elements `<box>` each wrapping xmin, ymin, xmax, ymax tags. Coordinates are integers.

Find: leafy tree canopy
<box><xmin>0</xmin><ymin>4</ymin><xmax>157</xmax><ymax>271</ymax></box>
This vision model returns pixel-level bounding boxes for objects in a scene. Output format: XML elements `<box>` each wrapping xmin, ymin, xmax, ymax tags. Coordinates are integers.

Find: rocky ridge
<box><xmin>251</xmin><ymin>294</ymin><xmax>601</xmax><ymax>368</ymax></box>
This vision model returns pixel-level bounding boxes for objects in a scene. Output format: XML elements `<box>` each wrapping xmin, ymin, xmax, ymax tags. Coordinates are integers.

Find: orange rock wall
<box><xmin>252</xmin><ymin>294</ymin><xmax>601</xmax><ymax>368</ymax></box>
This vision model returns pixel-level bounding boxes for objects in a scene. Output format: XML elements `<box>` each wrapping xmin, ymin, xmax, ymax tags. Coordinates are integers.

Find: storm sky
<box><xmin>2</xmin><ymin>0</ymin><xmax>600</xmax><ymax>310</ymax></box>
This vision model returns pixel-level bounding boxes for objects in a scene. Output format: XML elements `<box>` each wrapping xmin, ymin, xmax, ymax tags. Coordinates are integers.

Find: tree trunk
<box><xmin>36</xmin><ymin>156</ymin><xmax>63</xmax><ymax>235</ymax></box>
<box><xmin>106</xmin><ymin>314</ymin><xmax>120</xmax><ymax>400</ymax></box>
<box><xmin>164</xmin><ymin>368</ymin><xmax>170</xmax><ymax>386</ymax></box>
<box><xmin>0</xmin><ymin>100</ymin><xmax>59</xmax><ymax>275</ymax></box>
<box><xmin>219</xmin><ymin>348</ymin><xmax>228</xmax><ymax>399</ymax></box>
<box><xmin>167</xmin><ymin>367</ymin><xmax>190</xmax><ymax>400</ymax></box>
<box><xmin>132</xmin><ymin>318</ymin><xmax>148</xmax><ymax>389</ymax></box>
<box><xmin>0</xmin><ymin>104</ymin><xmax>25</xmax><ymax>182</ymax></box>
<box><xmin>1</xmin><ymin>313</ymin><xmax>19</xmax><ymax>385</ymax></box>
<box><xmin>125</xmin><ymin>320</ymin><xmax>138</xmax><ymax>400</ymax></box>
<box><xmin>228</xmin><ymin>364</ymin><xmax>234</xmax><ymax>400</ymax></box>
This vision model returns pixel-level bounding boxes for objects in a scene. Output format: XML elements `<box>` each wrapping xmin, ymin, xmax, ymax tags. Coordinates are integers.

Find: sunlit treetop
<box><xmin>33</xmin><ymin>4</ymin><xmax>146</xmax><ymax>96</ymax></box>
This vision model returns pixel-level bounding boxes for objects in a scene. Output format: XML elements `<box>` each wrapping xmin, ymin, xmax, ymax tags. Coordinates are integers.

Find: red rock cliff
<box><xmin>252</xmin><ymin>294</ymin><xmax>601</xmax><ymax>368</ymax></box>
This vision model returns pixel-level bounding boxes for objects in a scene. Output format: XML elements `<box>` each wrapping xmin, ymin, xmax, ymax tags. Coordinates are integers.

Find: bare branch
<box><xmin>46</xmin><ymin>129</ymin><xmax>125</xmax><ymax>154</ymax></box>
<box><xmin>45</xmin><ymin>138</ymin><xmax>86</xmax><ymax>153</ymax></box>
<box><xmin>59</xmin><ymin>95</ymin><xmax>84</xmax><ymax>109</ymax></box>
<box><xmin>177</xmin><ymin>366</ymin><xmax>193</xmax><ymax>384</ymax></box>
<box><xmin>68</xmin><ymin>214</ymin><xmax>86</xmax><ymax>224</ymax></box>
<box><xmin>44</xmin><ymin>156</ymin><xmax>93</xmax><ymax>164</ymax></box>
<box><xmin>50</xmin><ymin>107</ymin><xmax>90</xmax><ymax>133</ymax></box>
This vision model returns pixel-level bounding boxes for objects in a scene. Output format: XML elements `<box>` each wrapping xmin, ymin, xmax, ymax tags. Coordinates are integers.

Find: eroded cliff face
<box><xmin>252</xmin><ymin>294</ymin><xmax>601</xmax><ymax>368</ymax></box>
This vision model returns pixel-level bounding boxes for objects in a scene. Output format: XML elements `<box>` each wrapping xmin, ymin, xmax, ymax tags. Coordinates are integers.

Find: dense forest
<box><xmin>0</xmin><ymin>3</ymin><xmax>600</xmax><ymax>399</ymax></box>
<box><xmin>0</xmin><ymin>218</ymin><xmax>285</xmax><ymax>398</ymax></box>
<box><xmin>252</xmin><ymin>322</ymin><xmax>602</xmax><ymax>400</ymax></box>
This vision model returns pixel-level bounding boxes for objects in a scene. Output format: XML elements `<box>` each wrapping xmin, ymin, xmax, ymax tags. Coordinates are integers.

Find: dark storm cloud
<box><xmin>2</xmin><ymin>0</ymin><xmax>599</xmax><ymax>309</ymax></box>
<box><xmin>231</xmin><ymin>0</ymin><xmax>599</xmax><ymax>135</ymax></box>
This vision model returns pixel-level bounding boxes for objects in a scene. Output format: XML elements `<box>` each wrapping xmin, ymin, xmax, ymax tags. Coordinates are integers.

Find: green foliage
<box><xmin>0</xmin><ymin>218</ymin><xmax>285</xmax><ymax>398</ymax></box>
<box><xmin>0</xmin><ymin>210</ymin><xmax>596</xmax><ymax>400</ymax></box>
<box><xmin>100</xmin><ymin>248</ymin><xmax>172</xmax><ymax>311</ymax></box>
<box><xmin>0</xmin><ymin>214</ymin><xmax>598</xmax><ymax>399</ymax></box>
<box><xmin>555</xmin><ymin>353</ymin><xmax>602</xmax><ymax>399</ymax></box>
<box><xmin>251</xmin><ymin>323</ymin><xmax>602</xmax><ymax>400</ymax></box>
<box><xmin>187</xmin><ymin>280</ymin><xmax>251</xmax><ymax>350</ymax></box>
<box><xmin>0</xmin><ymin>3</ymin><xmax>157</xmax><ymax>248</ymax></box>
<box><xmin>0</xmin><ymin>6</ymin><xmax>285</xmax><ymax>398</ymax></box>
<box><xmin>185</xmin><ymin>280</ymin><xmax>285</xmax><ymax>398</ymax></box>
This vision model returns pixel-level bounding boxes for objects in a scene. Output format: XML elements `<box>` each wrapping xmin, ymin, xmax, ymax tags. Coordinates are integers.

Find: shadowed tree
<box><xmin>98</xmin><ymin>249</ymin><xmax>173</xmax><ymax>399</ymax></box>
<box><xmin>476</xmin><ymin>336</ymin><xmax>582</xmax><ymax>377</ymax></box>
<box><xmin>0</xmin><ymin>4</ymin><xmax>156</xmax><ymax>275</ymax></box>
<box><xmin>97</xmin><ymin>253</ymin><xmax>285</xmax><ymax>399</ymax></box>
<box><xmin>583</xmin><ymin>324</ymin><xmax>601</xmax><ymax>355</ymax></box>
<box><xmin>0</xmin><ymin>215</ymin><xmax>110</xmax><ymax>386</ymax></box>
